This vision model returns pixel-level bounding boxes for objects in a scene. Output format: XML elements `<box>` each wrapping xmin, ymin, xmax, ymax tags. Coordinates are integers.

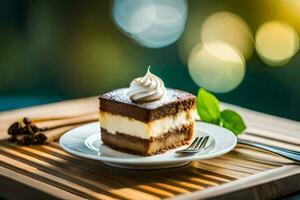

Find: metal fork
<box><xmin>238</xmin><ymin>139</ymin><xmax>300</xmax><ymax>163</ymax></box>
<box><xmin>176</xmin><ymin>136</ymin><xmax>209</xmax><ymax>154</ymax></box>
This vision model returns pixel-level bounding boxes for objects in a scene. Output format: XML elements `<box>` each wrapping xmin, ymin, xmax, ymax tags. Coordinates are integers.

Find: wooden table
<box><xmin>0</xmin><ymin>97</ymin><xmax>300</xmax><ymax>200</ymax></box>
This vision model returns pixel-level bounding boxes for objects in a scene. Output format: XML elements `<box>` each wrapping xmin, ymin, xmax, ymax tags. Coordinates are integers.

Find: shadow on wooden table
<box><xmin>1</xmin><ymin>139</ymin><xmax>294</xmax><ymax>200</ymax></box>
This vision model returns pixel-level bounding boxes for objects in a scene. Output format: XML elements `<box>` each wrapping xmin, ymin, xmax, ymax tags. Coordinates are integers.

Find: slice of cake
<box><xmin>99</xmin><ymin>68</ymin><xmax>196</xmax><ymax>156</ymax></box>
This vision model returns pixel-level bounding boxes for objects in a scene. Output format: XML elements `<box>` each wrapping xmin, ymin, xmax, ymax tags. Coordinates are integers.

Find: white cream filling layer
<box><xmin>99</xmin><ymin>110</ymin><xmax>196</xmax><ymax>139</ymax></box>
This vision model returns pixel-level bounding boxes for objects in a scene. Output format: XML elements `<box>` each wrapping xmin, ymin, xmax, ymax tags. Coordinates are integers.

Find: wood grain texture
<box><xmin>0</xmin><ymin>97</ymin><xmax>300</xmax><ymax>200</ymax></box>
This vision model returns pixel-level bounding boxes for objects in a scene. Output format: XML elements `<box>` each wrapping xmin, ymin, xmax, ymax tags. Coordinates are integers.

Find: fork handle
<box><xmin>237</xmin><ymin>139</ymin><xmax>300</xmax><ymax>163</ymax></box>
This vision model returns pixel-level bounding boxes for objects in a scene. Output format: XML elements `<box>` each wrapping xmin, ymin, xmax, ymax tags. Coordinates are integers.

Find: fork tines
<box><xmin>176</xmin><ymin>136</ymin><xmax>209</xmax><ymax>154</ymax></box>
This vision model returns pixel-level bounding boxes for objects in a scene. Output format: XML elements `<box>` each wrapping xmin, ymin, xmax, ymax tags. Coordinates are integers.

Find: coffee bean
<box><xmin>23</xmin><ymin>117</ymin><xmax>32</xmax><ymax>125</ymax></box>
<box><xmin>7</xmin><ymin>122</ymin><xmax>22</xmax><ymax>135</ymax></box>
<box><xmin>18</xmin><ymin>127</ymin><xmax>29</xmax><ymax>135</ymax></box>
<box><xmin>15</xmin><ymin>134</ymin><xmax>34</xmax><ymax>145</ymax></box>
<box><xmin>24</xmin><ymin>134</ymin><xmax>33</xmax><ymax>145</ymax></box>
<box><xmin>31</xmin><ymin>124</ymin><xmax>40</xmax><ymax>132</ymax></box>
<box><xmin>32</xmin><ymin>137</ymin><xmax>38</xmax><ymax>145</ymax></box>
<box><xmin>34</xmin><ymin>133</ymin><xmax>47</xmax><ymax>144</ymax></box>
<box><xmin>8</xmin><ymin>117</ymin><xmax>48</xmax><ymax>146</ymax></box>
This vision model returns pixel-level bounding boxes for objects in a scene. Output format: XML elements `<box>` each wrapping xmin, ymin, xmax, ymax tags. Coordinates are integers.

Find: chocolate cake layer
<box><xmin>99</xmin><ymin>88</ymin><xmax>196</xmax><ymax>122</ymax></box>
<box><xmin>101</xmin><ymin>124</ymin><xmax>194</xmax><ymax>156</ymax></box>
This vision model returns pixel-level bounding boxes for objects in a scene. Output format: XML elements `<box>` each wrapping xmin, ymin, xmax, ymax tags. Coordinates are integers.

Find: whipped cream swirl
<box><xmin>127</xmin><ymin>67</ymin><xmax>167</xmax><ymax>102</ymax></box>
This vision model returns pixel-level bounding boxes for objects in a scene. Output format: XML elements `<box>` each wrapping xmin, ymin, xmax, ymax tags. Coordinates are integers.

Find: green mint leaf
<box><xmin>220</xmin><ymin>109</ymin><xmax>246</xmax><ymax>135</ymax></box>
<box><xmin>196</xmin><ymin>88</ymin><xmax>220</xmax><ymax>125</ymax></box>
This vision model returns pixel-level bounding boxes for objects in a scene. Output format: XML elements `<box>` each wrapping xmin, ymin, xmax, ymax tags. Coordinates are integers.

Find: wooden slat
<box><xmin>190</xmin><ymin>169</ymin><xmax>232</xmax><ymax>183</ymax></box>
<box><xmin>0</xmin><ymin>145</ymin><xmax>161</xmax><ymax>199</ymax></box>
<box><xmin>0</xmin><ymin>166</ymin><xmax>87</xmax><ymax>200</ymax></box>
<box><xmin>205</xmin><ymin>157</ymin><xmax>273</xmax><ymax>171</ymax></box>
<box><xmin>0</xmin><ymin>141</ymin><xmax>267</xmax><ymax>199</ymax></box>
<box><xmin>193</xmin><ymin>162</ymin><xmax>251</xmax><ymax>178</ymax></box>
<box><xmin>221</xmin><ymin>154</ymin><xmax>278</xmax><ymax>169</ymax></box>
<box><xmin>198</xmin><ymin>159</ymin><xmax>262</xmax><ymax>174</ymax></box>
<box><xmin>174</xmin><ymin>165</ymin><xmax>300</xmax><ymax>200</ymax></box>
<box><xmin>245</xmin><ymin>127</ymin><xmax>300</xmax><ymax>146</ymax></box>
<box><xmin>234</xmin><ymin>147</ymin><xmax>294</xmax><ymax>164</ymax></box>
<box><xmin>224</xmin><ymin>150</ymin><xmax>283</xmax><ymax>167</ymax></box>
<box><xmin>0</xmin><ymin>154</ymin><xmax>115</xmax><ymax>200</ymax></box>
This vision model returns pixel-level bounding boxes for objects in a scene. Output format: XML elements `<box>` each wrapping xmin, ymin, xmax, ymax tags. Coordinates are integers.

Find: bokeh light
<box><xmin>255</xmin><ymin>20</ymin><xmax>299</xmax><ymax>67</ymax></box>
<box><xmin>112</xmin><ymin>0</ymin><xmax>187</xmax><ymax>48</ymax></box>
<box><xmin>268</xmin><ymin>0</ymin><xmax>300</xmax><ymax>34</ymax></box>
<box><xmin>188</xmin><ymin>42</ymin><xmax>245</xmax><ymax>93</ymax></box>
<box><xmin>112</xmin><ymin>0</ymin><xmax>156</xmax><ymax>34</ymax></box>
<box><xmin>201</xmin><ymin>12</ymin><xmax>254</xmax><ymax>60</ymax></box>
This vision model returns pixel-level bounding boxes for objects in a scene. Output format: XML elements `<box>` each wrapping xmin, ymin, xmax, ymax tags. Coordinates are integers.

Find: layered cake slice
<box><xmin>99</xmin><ymin>68</ymin><xmax>196</xmax><ymax>156</ymax></box>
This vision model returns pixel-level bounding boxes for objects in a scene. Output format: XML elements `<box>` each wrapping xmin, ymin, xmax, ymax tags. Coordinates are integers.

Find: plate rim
<box><xmin>59</xmin><ymin>121</ymin><xmax>237</xmax><ymax>164</ymax></box>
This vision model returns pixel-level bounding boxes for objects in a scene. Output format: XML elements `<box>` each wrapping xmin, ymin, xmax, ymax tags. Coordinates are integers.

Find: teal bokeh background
<box><xmin>0</xmin><ymin>0</ymin><xmax>299</xmax><ymax>121</ymax></box>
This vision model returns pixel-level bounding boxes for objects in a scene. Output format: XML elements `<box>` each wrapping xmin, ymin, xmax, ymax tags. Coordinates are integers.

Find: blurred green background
<box><xmin>0</xmin><ymin>0</ymin><xmax>300</xmax><ymax>121</ymax></box>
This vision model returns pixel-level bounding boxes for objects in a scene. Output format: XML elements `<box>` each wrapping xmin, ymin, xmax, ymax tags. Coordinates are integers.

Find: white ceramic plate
<box><xmin>60</xmin><ymin>121</ymin><xmax>237</xmax><ymax>169</ymax></box>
